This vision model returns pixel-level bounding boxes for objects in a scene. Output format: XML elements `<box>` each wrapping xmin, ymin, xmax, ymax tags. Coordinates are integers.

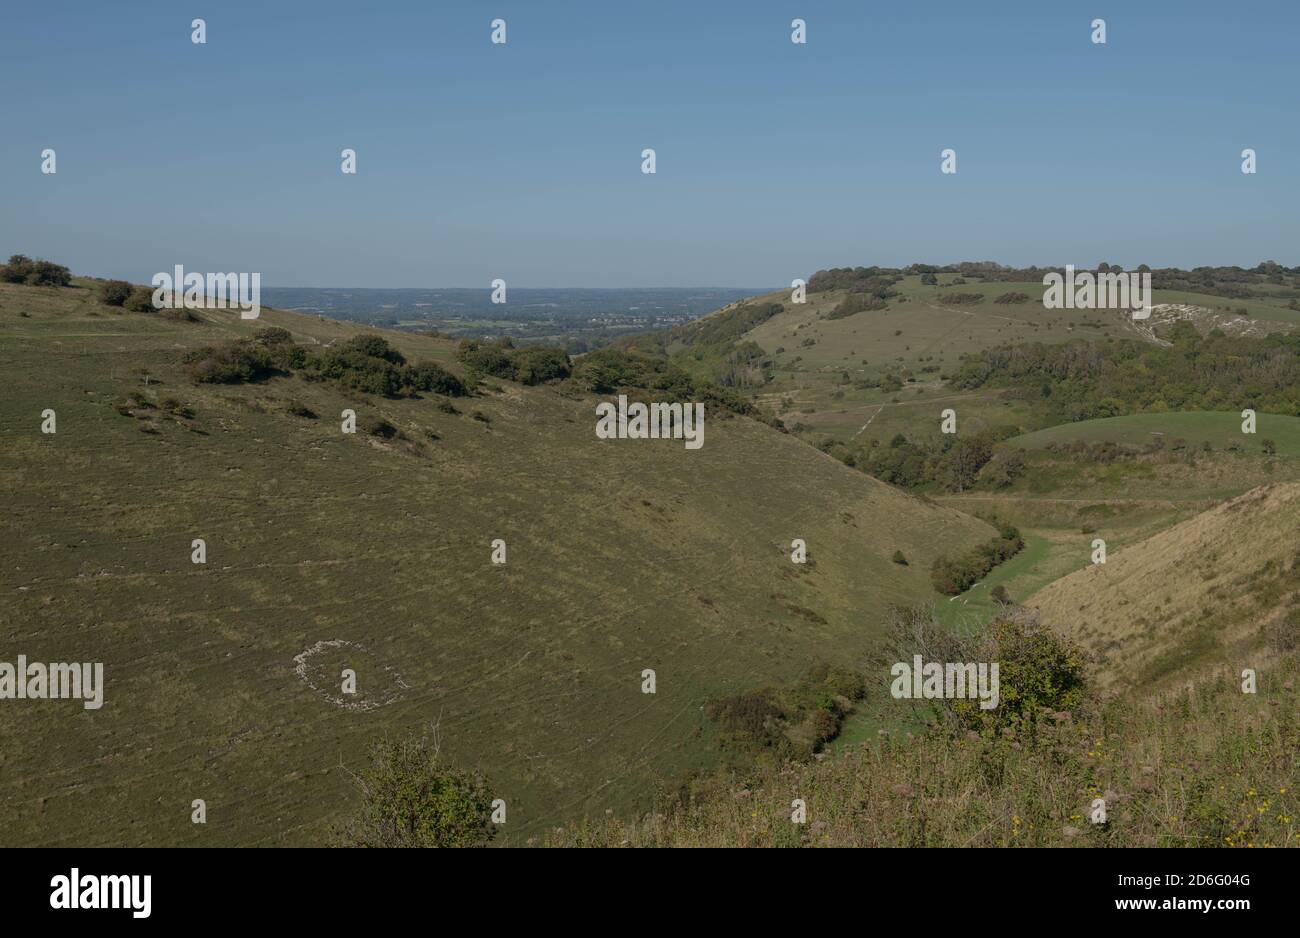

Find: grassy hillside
<box><xmin>1027</xmin><ymin>483</ymin><xmax>1300</xmax><ymax>690</ymax></box>
<box><xmin>678</xmin><ymin>276</ymin><xmax>1299</xmax><ymax>451</ymax></box>
<box><xmin>1009</xmin><ymin>411</ymin><xmax>1300</xmax><ymax>457</ymax></box>
<box><xmin>546</xmin><ymin>484</ymin><xmax>1300</xmax><ymax>848</ymax></box>
<box><xmin>0</xmin><ymin>278</ymin><xmax>996</xmax><ymax>846</ymax></box>
<box><xmin>549</xmin><ymin>650</ymin><xmax>1298</xmax><ymax>847</ymax></box>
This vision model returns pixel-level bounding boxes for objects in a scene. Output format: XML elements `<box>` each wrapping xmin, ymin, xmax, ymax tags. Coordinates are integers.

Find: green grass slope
<box><xmin>697</xmin><ymin>277</ymin><xmax>1299</xmax><ymax>450</ymax></box>
<box><xmin>1009</xmin><ymin>411</ymin><xmax>1300</xmax><ymax>457</ymax></box>
<box><xmin>0</xmin><ymin>280</ymin><xmax>995</xmax><ymax>846</ymax></box>
<box><xmin>1026</xmin><ymin>482</ymin><xmax>1300</xmax><ymax>690</ymax></box>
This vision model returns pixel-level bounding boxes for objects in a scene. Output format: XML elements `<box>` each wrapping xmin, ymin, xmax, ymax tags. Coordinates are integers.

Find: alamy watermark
<box><xmin>890</xmin><ymin>655</ymin><xmax>999</xmax><ymax>710</ymax></box>
<box><xmin>1043</xmin><ymin>264</ymin><xmax>1151</xmax><ymax>319</ymax></box>
<box><xmin>0</xmin><ymin>656</ymin><xmax>103</xmax><ymax>709</ymax></box>
<box><xmin>151</xmin><ymin>265</ymin><xmax>261</xmax><ymax>319</ymax></box>
<box><xmin>595</xmin><ymin>395</ymin><xmax>704</xmax><ymax>450</ymax></box>
<box><xmin>50</xmin><ymin>869</ymin><xmax>150</xmax><ymax>918</ymax></box>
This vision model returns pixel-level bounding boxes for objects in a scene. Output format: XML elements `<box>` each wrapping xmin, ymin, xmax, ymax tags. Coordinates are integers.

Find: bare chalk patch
<box><xmin>292</xmin><ymin>639</ymin><xmax>409</xmax><ymax>712</ymax></box>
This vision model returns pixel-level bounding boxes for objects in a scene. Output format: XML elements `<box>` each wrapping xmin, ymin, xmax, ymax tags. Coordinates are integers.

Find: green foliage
<box><xmin>125</xmin><ymin>286</ymin><xmax>156</xmax><ymax>312</ymax></box>
<box><xmin>100</xmin><ymin>280</ymin><xmax>133</xmax><ymax>307</ymax></box>
<box><xmin>706</xmin><ymin>662</ymin><xmax>866</xmax><ymax>763</ymax></box>
<box><xmin>939</xmin><ymin>292</ymin><xmax>985</xmax><ymax>305</ymax></box>
<box><xmin>337</xmin><ymin>733</ymin><xmax>495</xmax><ymax>848</ymax></box>
<box><xmin>952</xmin><ymin>330</ymin><xmax>1300</xmax><ymax>419</ymax></box>
<box><xmin>931</xmin><ymin>521</ymin><xmax>1024</xmax><ymax>595</ymax></box>
<box><xmin>0</xmin><ymin>254</ymin><xmax>72</xmax><ymax>287</ymax></box>
<box><xmin>827</xmin><ymin>292</ymin><xmax>889</xmax><ymax>319</ymax></box>
<box><xmin>306</xmin><ymin>334</ymin><xmax>466</xmax><ymax>397</ymax></box>
<box><xmin>854</xmin><ymin>428</ymin><xmax>1010</xmax><ymax>492</ymax></box>
<box><xmin>663</xmin><ymin>300</ymin><xmax>784</xmax><ymax>347</ymax></box>
<box><xmin>509</xmin><ymin>346</ymin><xmax>572</xmax><ymax>385</ymax></box>
<box><xmin>892</xmin><ymin>550</ymin><xmax>908</xmax><ymax>565</ymax></box>
<box><xmin>181</xmin><ymin>340</ymin><xmax>276</xmax><ymax>384</ymax></box>
<box><xmin>456</xmin><ymin>338</ymin><xmax>571</xmax><ymax>385</ymax></box>
<box><xmin>807</xmin><ymin>267</ymin><xmax>901</xmax><ymax>295</ymax></box>
<box><xmin>951</xmin><ymin>616</ymin><xmax>1089</xmax><ymax>731</ymax></box>
<box><xmin>570</xmin><ymin>348</ymin><xmax>754</xmax><ymax>415</ymax></box>
<box><xmin>254</xmin><ymin>326</ymin><xmax>294</xmax><ymax>346</ymax></box>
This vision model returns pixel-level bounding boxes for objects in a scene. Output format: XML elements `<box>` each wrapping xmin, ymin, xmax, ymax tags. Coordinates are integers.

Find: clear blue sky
<box><xmin>2</xmin><ymin>0</ymin><xmax>1296</xmax><ymax>287</ymax></box>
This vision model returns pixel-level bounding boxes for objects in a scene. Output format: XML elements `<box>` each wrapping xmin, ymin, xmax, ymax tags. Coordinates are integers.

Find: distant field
<box><xmin>1008</xmin><ymin>411</ymin><xmax>1300</xmax><ymax>456</ymax></box>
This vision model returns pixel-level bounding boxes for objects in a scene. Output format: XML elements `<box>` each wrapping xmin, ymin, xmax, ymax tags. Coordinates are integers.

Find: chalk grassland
<box><xmin>550</xmin><ymin>651</ymin><xmax>1298</xmax><ymax>847</ymax></box>
<box><xmin>1027</xmin><ymin>482</ymin><xmax>1300</xmax><ymax>691</ymax></box>
<box><xmin>727</xmin><ymin>277</ymin><xmax>1298</xmax><ymax>449</ymax></box>
<box><xmin>0</xmin><ymin>280</ymin><xmax>995</xmax><ymax>846</ymax></box>
<box><xmin>931</xmin><ymin>415</ymin><xmax>1300</xmax><ymax>634</ymax></box>
<box><xmin>691</xmin><ymin>281</ymin><xmax>1300</xmax><ymax>640</ymax></box>
<box><xmin>547</xmin><ymin>483</ymin><xmax>1300</xmax><ymax>847</ymax></box>
<box><xmin>1009</xmin><ymin>411</ymin><xmax>1300</xmax><ymax>457</ymax></box>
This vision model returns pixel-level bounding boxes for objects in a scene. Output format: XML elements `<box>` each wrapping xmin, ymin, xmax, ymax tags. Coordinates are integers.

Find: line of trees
<box><xmin>930</xmin><ymin>520</ymin><xmax>1025</xmax><ymax>596</ymax></box>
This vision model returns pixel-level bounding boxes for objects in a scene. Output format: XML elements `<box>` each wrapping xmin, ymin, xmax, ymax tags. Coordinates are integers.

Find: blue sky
<box><xmin>2</xmin><ymin>0</ymin><xmax>1296</xmax><ymax>287</ymax></box>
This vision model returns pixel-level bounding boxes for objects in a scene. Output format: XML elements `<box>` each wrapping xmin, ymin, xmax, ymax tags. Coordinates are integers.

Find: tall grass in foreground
<box><xmin>547</xmin><ymin>655</ymin><xmax>1297</xmax><ymax>848</ymax></box>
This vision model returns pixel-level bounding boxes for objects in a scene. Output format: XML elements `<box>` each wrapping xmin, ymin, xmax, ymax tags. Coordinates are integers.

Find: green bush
<box><xmin>950</xmin><ymin>615</ymin><xmax>1089</xmax><ymax>731</ymax></box>
<box><xmin>100</xmin><ymin>280</ymin><xmax>133</xmax><ymax>307</ymax></box>
<box><xmin>509</xmin><ymin>346</ymin><xmax>571</xmax><ymax>385</ymax></box>
<box><xmin>455</xmin><ymin>338</ymin><xmax>571</xmax><ymax>385</ymax></box>
<box><xmin>181</xmin><ymin>340</ymin><xmax>275</xmax><ymax>384</ymax></box>
<box><xmin>456</xmin><ymin>338</ymin><xmax>515</xmax><ymax>379</ymax></box>
<box><xmin>0</xmin><ymin>255</ymin><xmax>72</xmax><ymax>286</ymax></box>
<box><xmin>254</xmin><ymin>326</ymin><xmax>294</xmax><ymax>346</ymax></box>
<box><xmin>337</xmin><ymin>733</ymin><xmax>496</xmax><ymax>848</ymax></box>
<box><xmin>305</xmin><ymin>334</ymin><xmax>465</xmax><ymax>398</ymax></box>
<box><xmin>125</xmin><ymin>286</ymin><xmax>156</xmax><ymax>312</ymax></box>
<box><xmin>931</xmin><ymin>522</ymin><xmax>1024</xmax><ymax>595</ymax></box>
<box><xmin>407</xmin><ymin>361</ymin><xmax>468</xmax><ymax>397</ymax></box>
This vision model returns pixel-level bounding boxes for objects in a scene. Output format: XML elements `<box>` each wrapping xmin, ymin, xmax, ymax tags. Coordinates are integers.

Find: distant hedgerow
<box><xmin>939</xmin><ymin>292</ymin><xmax>985</xmax><ymax>306</ymax></box>
<box><xmin>930</xmin><ymin>520</ymin><xmax>1024</xmax><ymax>596</ymax></box>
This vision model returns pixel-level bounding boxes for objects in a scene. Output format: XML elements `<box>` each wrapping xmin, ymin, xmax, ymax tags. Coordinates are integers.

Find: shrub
<box><xmin>125</xmin><ymin>286</ymin><xmax>156</xmax><ymax>312</ymax></box>
<box><xmin>509</xmin><ymin>346</ymin><xmax>571</xmax><ymax>385</ymax></box>
<box><xmin>892</xmin><ymin>550</ymin><xmax>909</xmax><ymax>565</ymax></box>
<box><xmin>181</xmin><ymin>340</ymin><xmax>275</xmax><ymax>384</ymax></box>
<box><xmin>100</xmin><ymin>280</ymin><xmax>133</xmax><ymax>307</ymax></box>
<box><xmin>407</xmin><ymin>361</ymin><xmax>468</xmax><ymax>397</ymax></box>
<box><xmin>456</xmin><ymin>338</ymin><xmax>515</xmax><ymax>379</ymax></box>
<box><xmin>0</xmin><ymin>255</ymin><xmax>72</xmax><ymax>286</ymax></box>
<box><xmin>305</xmin><ymin>334</ymin><xmax>462</xmax><ymax>398</ymax></box>
<box><xmin>827</xmin><ymin>293</ymin><xmax>889</xmax><ymax>319</ymax></box>
<box><xmin>361</xmin><ymin>416</ymin><xmax>402</xmax><ymax>439</ymax></box>
<box><xmin>255</xmin><ymin>326</ymin><xmax>294</xmax><ymax>346</ymax></box>
<box><xmin>930</xmin><ymin>522</ymin><xmax>1024</xmax><ymax>595</ymax></box>
<box><xmin>336</xmin><ymin>732</ymin><xmax>495</xmax><ymax>848</ymax></box>
<box><xmin>939</xmin><ymin>292</ymin><xmax>985</xmax><ymax>305</ymax></box>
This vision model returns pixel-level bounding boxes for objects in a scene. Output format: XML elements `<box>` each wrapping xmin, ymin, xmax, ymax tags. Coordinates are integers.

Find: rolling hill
<box><xmin>1027</xmin><ymin>482</ymin><xmax>1300</xmax><ymax>690</ymax></box>
<box><xmin>0</xmin><ymin>278</ymin><xmax>996</xmax><ymax>846</ymax></box>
